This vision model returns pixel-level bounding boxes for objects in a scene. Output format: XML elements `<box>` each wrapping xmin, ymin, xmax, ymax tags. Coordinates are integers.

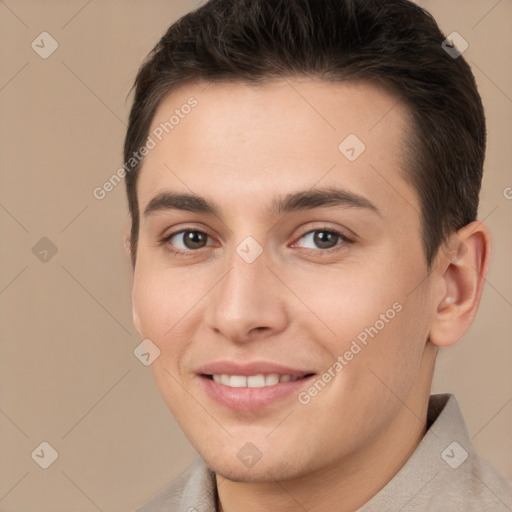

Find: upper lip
<box><xmin>197</xmin><ymin>361</ymin><xmax>315</xmax><ymax>377</ymax></box>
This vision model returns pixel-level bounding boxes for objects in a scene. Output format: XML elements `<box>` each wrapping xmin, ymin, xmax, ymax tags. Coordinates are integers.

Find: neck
<box><xmin>216</xmin><ymin>343</ymin><xmax>436</xmax><ymax>512</ymax></box>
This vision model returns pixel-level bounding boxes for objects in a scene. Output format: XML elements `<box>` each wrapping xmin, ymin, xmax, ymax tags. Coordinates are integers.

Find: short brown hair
<box><xmin>124</xmin><ymin>0</ymin><xmax>486</xmax><ymax>267</ymax></box>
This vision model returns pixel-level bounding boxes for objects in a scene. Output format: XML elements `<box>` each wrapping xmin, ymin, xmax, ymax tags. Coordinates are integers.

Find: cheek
<box><xmin>132</xmin><ymin>264</ymin><xmax>191</xmax><ymax>341</ymax></box>
<box><xmin>287</xmin><ymin>254</ymin><xmax>429</xmax><ymax>377</ymax></box>
<box><xmin>132</xmin><ymin>266</ymin><xmax>198</xmax><ymax>400</ymax></box>
<box><xmin>132</xmin><ymin>272</ymin><xmax>168</xmax><ymax>337</ymax></box>
<box><xmin>132</xmin><ymin>262</ymin><xmax>216</xmax><ymax>379</ymax></box>
<box><xmin>285</xmin><ymin>262</ymin><xmax>402</xmax><ymax>343</ymax></box>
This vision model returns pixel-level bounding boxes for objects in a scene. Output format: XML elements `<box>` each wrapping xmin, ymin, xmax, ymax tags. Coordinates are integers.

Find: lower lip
<box><xmin>199</xmin><ymin>375</ymin><xmax>315</xmax><ymax>412</ymax></box>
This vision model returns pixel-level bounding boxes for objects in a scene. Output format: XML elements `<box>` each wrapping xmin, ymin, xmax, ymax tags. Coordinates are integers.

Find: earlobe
<box><xmin>123</xmin><ymin>231</ymin><xmax>131</xmax><ymax>254</ymax></box>
<box><xmin>429</xmin><ymin>221</ymin><xmax>491</xmax><ymax>348</ymax></box>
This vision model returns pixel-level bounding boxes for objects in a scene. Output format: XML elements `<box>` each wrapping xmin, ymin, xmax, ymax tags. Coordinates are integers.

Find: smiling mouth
<box><xmin>203</xmin><ymin>373</ymin><xmax>315</xmax><ymax>388</ymax></box>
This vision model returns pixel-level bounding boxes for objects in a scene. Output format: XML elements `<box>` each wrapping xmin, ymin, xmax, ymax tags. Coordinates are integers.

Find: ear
<box><xmin>123</xmin><ymin>230</ymin><xmax>131</xmax><ymax>255</ymax></box>
<box><xmin>429</xmin><ymin>221</ymin><xmax>491</xmax><ymax>348</ymax></box>
<box><xmin>124</xmin><ymin>230</ymin><xmax>142</xmax><ymax>334</ymax></box>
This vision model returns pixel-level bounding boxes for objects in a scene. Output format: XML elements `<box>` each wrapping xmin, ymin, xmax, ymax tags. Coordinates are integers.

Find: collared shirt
<box><xmin>135</xmin><ymin>394</ymin><xmax>512</xmax><ymax>511</ymax></box>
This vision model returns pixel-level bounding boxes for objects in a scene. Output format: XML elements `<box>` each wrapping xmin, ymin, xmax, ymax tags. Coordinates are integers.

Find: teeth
<box><xmin>247</xmin><ymin>375</ymin><xmax>266</xmax><ymax>387</ymax></box>
<box><xmin>229</xmin><ymin>375</ymin><xmax>247</xmax><ymax>387</ymax></box>
<box><xmin>265</xmin><ymin>373</ymin><xmax>279</xmax><ymax>386</ymax></box>
<box><xmin>210</xmin><ymin>373</ymin><xmax>303</xmax><ymax>388</ymax></box>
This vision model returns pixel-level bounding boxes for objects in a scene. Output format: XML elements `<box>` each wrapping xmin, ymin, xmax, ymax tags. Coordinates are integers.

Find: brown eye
<box><xmin>298</xmin><ymin>229</ymin><xmax>344</xmax><ymax>250</ymax></box>
<box><xmin>169</xmin><ymin>230</ymin><xmax>209</xmax><ymax>251</ymax></box>
<box><xmin>313</xmin><ymin>231</ymin><xmax>340</xmax><ymax>249</ymax></box>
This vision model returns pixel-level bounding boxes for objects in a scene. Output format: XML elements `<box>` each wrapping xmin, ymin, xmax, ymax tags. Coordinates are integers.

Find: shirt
<box><xmin>134</xmin><ymin>394</ymin><xmax>512</xmax><ymax>511</ymax></box>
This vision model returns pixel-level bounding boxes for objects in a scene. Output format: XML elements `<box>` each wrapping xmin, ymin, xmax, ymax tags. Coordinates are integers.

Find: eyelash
<box><xmin>161</xmin><ymin>227</ymin><xmax>353</xmax><ymax>257</ymax></box>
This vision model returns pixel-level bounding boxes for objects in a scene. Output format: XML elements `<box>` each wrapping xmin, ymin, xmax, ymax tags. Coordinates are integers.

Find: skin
<box><xmin>129</xmin><ymin>79</ymin><xmax>490</xmax><ymax>512</ymax></box>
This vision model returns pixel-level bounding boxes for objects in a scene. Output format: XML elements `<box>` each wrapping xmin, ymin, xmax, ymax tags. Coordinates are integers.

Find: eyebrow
<box><xmin>143</xmin><ymin>187</ymin><xmax>380</xmax><ymax>218</ymax></box>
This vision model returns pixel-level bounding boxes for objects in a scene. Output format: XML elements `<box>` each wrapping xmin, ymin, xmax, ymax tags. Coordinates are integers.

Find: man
<box><xmin>124</xmin><ymin>0</ymin><xmax>512</xmax><ymax>510</ymax></box>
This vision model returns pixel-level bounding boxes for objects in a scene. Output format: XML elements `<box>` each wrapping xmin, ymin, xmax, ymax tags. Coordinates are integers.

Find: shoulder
<box><xmin>134</xmin><ymin>457</ymin><xmax>217</xmax><ymax>512</ymax></box>
<box><xmin>418</xmin><ymin>394</ymin><xmax>512</xmax><ymax>510</ymax></box>
<box><xmin>430</xmin><ymin>394</ymin><xmax>512</xmax><ymax>509</ymax></box>
<box><xmin>460</xmin><ymin>452</ymin><xmax>512</xmax><ymax>510</ymax></box>
<box><xmin>360</xmin><ymin>394</ymin><xmax>512</xmax><ymax>511</ymax></box>
<box><xmin>422</xmin><ymin>451</ymin><xmax>512</xmax><ymax>511</ymax></box>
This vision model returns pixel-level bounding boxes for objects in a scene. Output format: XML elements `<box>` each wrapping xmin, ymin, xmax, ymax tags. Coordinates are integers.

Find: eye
<box><xmin>165</xmin><ymin>230</ymin><xmax>212</xmax><ymax>252</ymax></box>
<box><xmin>295</xmin><ymin>229</ymin><xmax>348</xmax><ymax>251</ymax></box>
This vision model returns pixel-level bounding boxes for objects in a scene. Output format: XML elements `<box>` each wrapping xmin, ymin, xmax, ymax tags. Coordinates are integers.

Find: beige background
<box><xmin>0</xmin><ymin>1</ymin><xmax>510</xmax><ymax>510</ymax></box>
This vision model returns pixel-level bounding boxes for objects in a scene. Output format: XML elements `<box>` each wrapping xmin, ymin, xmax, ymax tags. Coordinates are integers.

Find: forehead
<box><xmin>137</xmin><ymin>78</ymin><xmax>418</xmax><ymax>220</ymax></box>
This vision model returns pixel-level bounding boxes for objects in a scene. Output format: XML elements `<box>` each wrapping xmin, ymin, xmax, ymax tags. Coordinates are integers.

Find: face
<box><xmin>131</xmin><ymin>79</ymin><xmax>439</xmax><ymax>482</ymax></box>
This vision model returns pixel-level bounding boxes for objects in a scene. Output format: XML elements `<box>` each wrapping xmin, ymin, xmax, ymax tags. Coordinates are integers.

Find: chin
<box><xmin>201</xmin><ymin>449</ymin><xmax>310</xmax><ymax>483</ymax></box>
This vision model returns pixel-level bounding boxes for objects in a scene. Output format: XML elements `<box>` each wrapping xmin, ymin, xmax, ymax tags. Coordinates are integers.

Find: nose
<box><xmin>204</xmin><ymin>247</ymin><xmax>289</xmax><ymax>343</ymax></box>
